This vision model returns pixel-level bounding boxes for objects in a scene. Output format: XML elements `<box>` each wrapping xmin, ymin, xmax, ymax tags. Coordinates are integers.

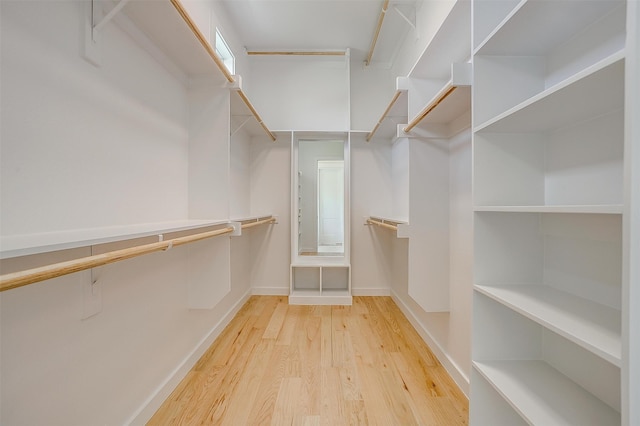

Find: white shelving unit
<box><xmin>471</xmin><ymin>0</ymin><xmax>632</xmax><ymax>423</ymax></box>
<box><xmin>290</xmin><ymin>264</ymin><xmax>351</xmax><ymax>305</ymax></box>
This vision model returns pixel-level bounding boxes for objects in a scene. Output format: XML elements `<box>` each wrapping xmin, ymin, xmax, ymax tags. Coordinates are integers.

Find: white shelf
<box><xmin>231</xmin><ymin>214</ymin><xmax>275</xmax><ymax>223</ymax></box>
<box><xmin>121</xmin><ymin>0</ymin><xmax>226</xmax><ymax>80</ymax></box>
<box><xmin>474</xmin><ymin>360</ymin><xmax>620</xmax><ymax>426</ymax></box>
<box><xmin>475</xmin><ymin>284</ymin><xmax>621</xmax><ymax>366</ymax></box>
<box><xmin>367</xmin><ymin>216</ymin><xmax>410</xmax><ymax>238</ymax></box>
<box><xmin>475</xmin><ymin>50</ymin><xmax>624</xmax><ymax>133</ymax></box>
<box><xmin>0</xmin><ymin>220</ymin><xmax>228</xmax><ymax>259</ymax></box>
<box><xmin>475</xmin><ymin>0</ymin><xmax>624</xmax><ymax>56</ymax></box>
<box><xmin>368</xmin><ymin>216</ymin><xmax>407</xmax><ymax>225</ymax></box>
<box><xmin>409</xmin><ymin>0</ymin><xmax>471</xmax><ymax>79</ymax></box>
<box><xmin>474</xmin><ymin>205</ymin><xmax>623</xmax><ymax>214</ymax></box>
<box><xmin>412</xmin><ymin>85</ymin><xmax>471</xmax><ymax>127</ymax></box>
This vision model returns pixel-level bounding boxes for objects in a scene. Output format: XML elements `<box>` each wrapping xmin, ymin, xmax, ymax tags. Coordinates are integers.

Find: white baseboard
<box><xmin>127</xmin><ymin>289</ymin><xmax>252</xmax><ymax>425</ymax></box>
<box><xmin>252</xmin><ymin>288</ymin><xmax>390</xmax><ymax>297</ymax></box>
<box><xmin>391</xmin><ymin>289</ymin><xmax>470</xmax><ymax>397</ymax></box>
<box><xmin>251</xmin><ymin>287</ymin><xmax>289</xmax><ymax>296</ymax></box>
<box><xmin>352</xmin><ymin>287</ymin><xmax>391</xmax><ymax>296</ymax></box>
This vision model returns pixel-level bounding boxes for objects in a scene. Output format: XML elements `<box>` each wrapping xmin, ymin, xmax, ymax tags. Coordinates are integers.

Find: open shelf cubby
<box><xmin>290</xmin><ymin>264</ymin><xmax>351</xmax><ymax>305</ymax></box>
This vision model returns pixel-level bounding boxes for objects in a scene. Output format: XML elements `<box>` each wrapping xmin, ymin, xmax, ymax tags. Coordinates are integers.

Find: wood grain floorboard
<box><xmin>148</xmin><ymin>296</ymin><xmax>468</xmax><ymax>425</ymax></box>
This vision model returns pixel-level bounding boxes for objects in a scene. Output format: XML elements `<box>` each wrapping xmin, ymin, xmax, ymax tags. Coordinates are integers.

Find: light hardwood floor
<box><xmin>148</xmin><ymin>296</ymin><xmax>468</xmax><ymax>425</ymax></box>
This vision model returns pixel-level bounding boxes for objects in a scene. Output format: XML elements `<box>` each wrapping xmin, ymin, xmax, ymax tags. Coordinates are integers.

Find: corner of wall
<box><xmin>391</xmin><ymin>289</ymin><xmax>470</xmax><ymax>397</ymax></box>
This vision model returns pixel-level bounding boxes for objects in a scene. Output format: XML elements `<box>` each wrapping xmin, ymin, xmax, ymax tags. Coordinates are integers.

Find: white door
<box><xmin>317</xmin><ymin>160</ymin><xmax>344</xmax><ymax>247</ymax></box>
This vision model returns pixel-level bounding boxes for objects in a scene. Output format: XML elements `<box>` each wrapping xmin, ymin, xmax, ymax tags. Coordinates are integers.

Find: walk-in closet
<box><xmin>1</xmin><ymin>0</ymin><xmax>638</xmax><ymax>424</ymax></box>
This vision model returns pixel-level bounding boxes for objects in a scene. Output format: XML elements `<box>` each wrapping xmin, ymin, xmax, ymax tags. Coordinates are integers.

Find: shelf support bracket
<box><xmin>231</xmin><ymin>116</ymin><xmax>253</xmax><ymax>137</ymax></box>
<box><xmin>92</xmin><ymin>0</ymin><xmax>131</xmax><ymax>41</ymax></box>
<box><xmin>392</xmin><ymin>5</ymin><xmax>416</xmax><ymax>31</ymax></box>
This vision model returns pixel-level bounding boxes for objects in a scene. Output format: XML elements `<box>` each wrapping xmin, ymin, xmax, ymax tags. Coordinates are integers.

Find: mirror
<box><xmin>297</xmin><ymin>139</ymin><xmax>345</xmax><ymax>257</ymax></box>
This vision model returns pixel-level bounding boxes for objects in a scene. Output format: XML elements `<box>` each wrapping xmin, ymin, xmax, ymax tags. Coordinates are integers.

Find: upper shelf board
<box><xmin>409</xmin><ymin>0</ymin><xmax>471</xmax><ymax>79</ymax></box>
<box><xmin>121</xmin><ymin>0</ymin><xmax>227</xmax><ymax>82</ymax></box>
<box><xmin>0</xmin><ymin>220</ymin><xmax>228</xmax><ymax>259</ymax></box>
<box><xmin>417</xmin><ymin>85</ymin><xmax>470</xmax><ymax>125</ymax></box>
<box><xmin>475</xmin><ymin>53</ymin><xmax>624</xmax><ymax>133</ymax></box>
<box><xmin>475</xmin><ymin>0</ymin><xmax>625</xmax><ymax>56</ymax></box>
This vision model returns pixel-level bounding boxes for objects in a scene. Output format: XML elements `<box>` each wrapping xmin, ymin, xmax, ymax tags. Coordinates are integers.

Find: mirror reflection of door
<box><xmin>298</xmin><ymin>139</ymin><xmax>344</xmax><ymax>257</ymax></box>
<box><xmin>317</xmin><ymin>160</ymin><xmax>344</xmax><ymax>254</ymax></box>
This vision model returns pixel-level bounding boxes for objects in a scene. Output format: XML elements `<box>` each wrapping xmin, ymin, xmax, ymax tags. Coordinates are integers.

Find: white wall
<box><xmin>0</xmin><ymin>0</ymin><xmax>189</xmax><ymax>236</ymax></box>
<box><xmin>447</xmin><ymin>130</ymin><xmax>473</xmax><ymax>379</ymax></box>
<box><xmin>408</xmin><ymin>138</ymin><xmax>450</xmax><ymax>312</ymax></box>
<box><xmin>188</xmin><ymin>80</ymin><xmax>230</xmax><ymax>220</ymax></box>
<box><xmin>249</xmin><ymin>134</ymin><xmax>291</xmax><ymax>294</ymax></box>
<box><xmin>390</xmin><ymin>130</ymin><xmax>473</xmax><ymax>394</ymax></box>
<box><xmin>392</xmin><ymin>138</ymin><xmax>410</xmax><ymax>221</ymax></box>
<box><xmin>246</xmin><ymin>55</ymin><xmax>350</xmax><ymax>131</ymax></box>
<box><xmin>0</xmin><ymin>1</ymin><xmax>252</xmax><ymax>424</ymax></box>
<box><xmin>350</xmin><ymin>64</ymin><xmax>394</xmax><ymax>131</ymax></box>
<box><xmin>230</xmin><ymin>127</ymin><xmax>252</xmax><ymax>218</ymax></box>
<box><xmin>350</xmin><ymin>133</ymin><xmax>394</xmax><ymax>294</ymax></box>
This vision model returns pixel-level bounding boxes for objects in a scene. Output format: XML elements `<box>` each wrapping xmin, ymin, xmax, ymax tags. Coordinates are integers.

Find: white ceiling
<box><xmin>219</xmin><ymin>0</ymin><xmax>417</xmax><ymax>65</ymax></box>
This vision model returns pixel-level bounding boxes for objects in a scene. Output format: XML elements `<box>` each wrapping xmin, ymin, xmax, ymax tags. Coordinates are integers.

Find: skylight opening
<box><xmin>215</xmin><ymin>29</ymin><xmax>235</xmax><ymax>75</ymax></box>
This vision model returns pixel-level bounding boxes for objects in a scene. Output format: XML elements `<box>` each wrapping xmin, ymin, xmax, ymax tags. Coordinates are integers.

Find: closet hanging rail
<box><xmin>246</xmin><ymin>51</ymin><xmax>346</xmax><ymax>56</ymax></box>
<box><xmin>366</xmin><ymin>0</ymin><xmax>390</xmax><ymax>66</ymax></box>
<box><xmin>367</xmin><ymin>89</ymin><xmax>403</xmax><ymax>141</ymax></box>
<box><xmin>0</xmin><ymin>226</ymin><xmax>234</xmax><ymax>293</ymax></box>
<box><xmin>169</xmin><ymin>0</ymin><xmax>234</xmax><ymax>83</ymax></box>
<box><xmin>366</xmin><ymin>218</ymin><xmax>399</xmax><ymax>231</ymax></box>
<box><xmin>241</xmin><ymin>216</ymin><xmax>277</xmax><ymax>230</ymax></box>
<box><xmin>169</xmin><ymin>0</ymin><xmax>276</xmax><ymax>142</ymax></box>
<box><xmin>403</xmin><ymin>83</ymin><xmax>456</xmax><ymax>133</ymax></box>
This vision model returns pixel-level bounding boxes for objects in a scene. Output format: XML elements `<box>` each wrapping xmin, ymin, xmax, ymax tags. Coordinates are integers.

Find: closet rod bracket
<box><xmin>226</xmin><ymin>75</ymin><xmax>242</xmax><ymax>90</ymax></box>
<box><xmin>92</xmin><ymin>0</ymin><xmax>132</xmax><ymax>41</ymax></box>
<box><xmin>229</xmin><ymin>222</ymin><xmax>242</xmax><ymax>237</ymax></box>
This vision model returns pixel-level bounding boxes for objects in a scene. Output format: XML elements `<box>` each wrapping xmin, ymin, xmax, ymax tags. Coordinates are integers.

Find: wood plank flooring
<box><xmin>148</xmin><ymin>296</ymin><xmax>468</xmax><ymax>425</ymax></box>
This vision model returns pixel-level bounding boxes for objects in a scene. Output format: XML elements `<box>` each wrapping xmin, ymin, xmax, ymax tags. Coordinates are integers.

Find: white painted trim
<box><xmin>289</xmin><ymin>294</ymin><xmax>352</xmax><ymax>305</ymax></box>
<box><xmin>126</xmin><ymin>289</ymin><xmax>252</xmax><ymax>425</ymax></box>
<box><xmin>251</xmin><ymin>287</ymin><xmax>289</xmax><ymax>296</ymax></box>
<box><xmin>391</xmin><ymin>289</ymin><xmax>470</xmax><ymax>397</ymax></box>
<box><xmin>352</xmin><ymin>288</ymin><xmax>391</xmax><ymax>296</ymax></box>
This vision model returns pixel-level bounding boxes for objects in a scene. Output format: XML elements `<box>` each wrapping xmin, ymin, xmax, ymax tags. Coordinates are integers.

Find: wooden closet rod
<box><xmin>0</xmin><ymin>226</ymin><xmax>234</xmax><ymax>292</ymax></box>
<box><xmin>366</xmin><ymin>89</ymin><xmax>402</xmax><ymax>142</ymax></box>
<box><xmin>246</xmin><ymin>51</ymin><xmax>346</xmax><ymax>56</ymax></box>
<box><xmin>236</xmin><ymin>90</ymin><xmax>277</xmax><ymax>141</ymax></box>
<box><xmin>170</xmin><ymin>0</ymin><xmax>235</xmax><ymax>83</ymax></box>
<box><xmin>365</xmin><ymin>0</ymin><xmax>390</xmax><ymax>66</ymax></box>
<box><xmin>170</xmin><ymin>0</ymin><xmax>276</xmax><ymax>142</ymax></box>
<box><xmin>241</xmin><ymin>216</ymin><xmax>276</xmax><ymax>230</ymax></box>
<box><xmin>404</xmin><ymin>84</ymin><xmax>456</xmax><ymax>133</ymax></box>
<box><xmin>367</xmin><ymin>218</ymin><xmax>398</xmax><ymax>231</ymax></box>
